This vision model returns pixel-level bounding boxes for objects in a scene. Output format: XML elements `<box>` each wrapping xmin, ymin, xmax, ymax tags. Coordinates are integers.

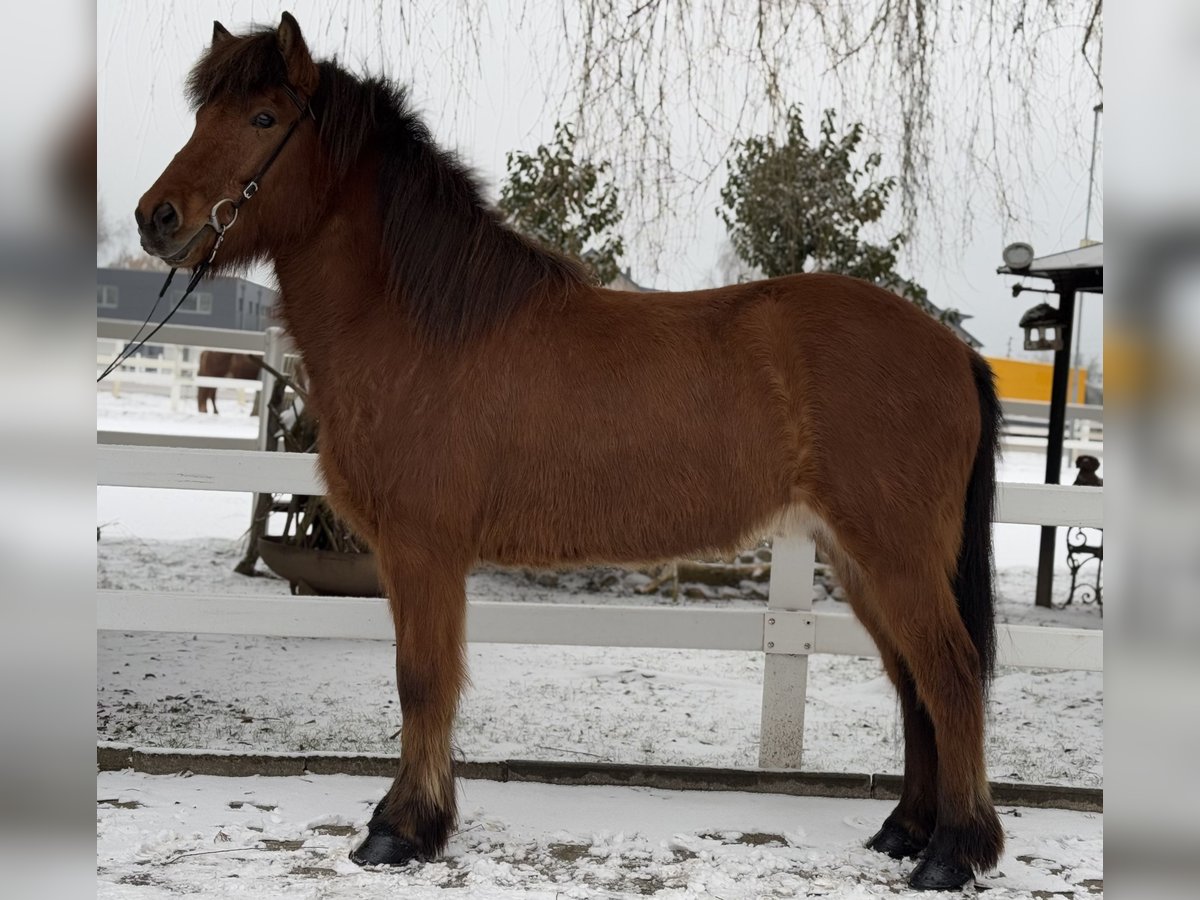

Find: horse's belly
<box><xmin>478</xmin><ymin>427</ymin><xmax>789</xmax><ymax>567</ymax></box>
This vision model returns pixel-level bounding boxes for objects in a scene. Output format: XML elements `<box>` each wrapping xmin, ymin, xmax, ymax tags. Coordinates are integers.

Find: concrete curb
<box><xmin>97</xmin><ymin>744</ymin><xmax>1102</xmax><ymax>813</ymax></box>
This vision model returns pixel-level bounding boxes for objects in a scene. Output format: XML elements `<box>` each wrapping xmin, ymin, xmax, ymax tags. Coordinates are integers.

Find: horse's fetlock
<box><xmin>923</xmin><ymin>811</ymin><xmax>1005</xmax><ymax>874</ymax></box>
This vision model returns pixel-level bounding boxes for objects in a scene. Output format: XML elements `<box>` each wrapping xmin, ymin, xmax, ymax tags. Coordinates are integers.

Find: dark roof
<box><xmin>998</xmin><ymin>242</ymin><xmax>1103</xmax><ymax>293</ymax></box>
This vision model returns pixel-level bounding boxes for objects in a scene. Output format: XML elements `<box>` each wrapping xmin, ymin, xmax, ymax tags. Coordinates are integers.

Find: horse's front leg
<box><xmin>351</xmin><ymin>545</ymin><xmax>469</xmax><ymax>866</ymax></box>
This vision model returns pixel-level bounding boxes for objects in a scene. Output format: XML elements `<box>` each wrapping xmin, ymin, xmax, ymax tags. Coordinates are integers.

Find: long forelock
<box><xmin>185</xmin><ymin>30</ymin><xmax>288</xmax><ymax>110</ymax></box>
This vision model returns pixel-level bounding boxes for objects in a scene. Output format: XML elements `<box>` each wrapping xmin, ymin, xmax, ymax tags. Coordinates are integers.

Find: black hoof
<box><xmin>908</xmin><ymin>855</ymin><xmax>974</xmax><ymax>891</ymax></box>
<box><xmin>867</xmin><ymin>820</ymin><xmax>928</xmax><ymax>859</ymax></box>
<box><xmin>350</xmin><ymin>821</ymin><xmax>422</xmax><ymax>867</ymax></box>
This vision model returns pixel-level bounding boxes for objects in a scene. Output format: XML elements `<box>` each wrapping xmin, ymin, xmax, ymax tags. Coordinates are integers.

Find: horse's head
<box><xmin>136</xmin><ymin>12</ymin><xmax>320</xmax><ymax>269</ymax></box>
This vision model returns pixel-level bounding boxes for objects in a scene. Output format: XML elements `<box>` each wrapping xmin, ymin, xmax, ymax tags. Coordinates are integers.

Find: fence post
<box><xmin>257</xmin><ymin>327</ymin><xmax>285</xmax><ymax>452</ymax></box>
<box><xmin>168</xmin><ymin>349</ymin><xmax>183</xmax><ymax>412</ymax></box>
<box><xmin>248</xmin><ymin>327</ymin><xmax>286</xmax><ymax>534</ymax></box>
<box><xmin>758</xmin><ymin>528</ymin><xmax>816</xmax><ymax>769</ymax></box>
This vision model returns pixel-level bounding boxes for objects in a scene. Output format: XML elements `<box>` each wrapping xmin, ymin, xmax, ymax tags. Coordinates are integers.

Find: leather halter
<box><xmin>98</xmin><ymin>84</ymin><xmax>314</xmax><ymax>384</ymax></box>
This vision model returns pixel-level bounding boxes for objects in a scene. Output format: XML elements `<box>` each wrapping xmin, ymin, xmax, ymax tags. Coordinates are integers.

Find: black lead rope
<box><xmin>96</xmin><ymin>267</ymin><xmax>179</xmax><ymax>383</ymax></box>
<box><xmin>98</xmin><ymin>85</ymin><xmax>313</xmax><ymax>384</ymax></box>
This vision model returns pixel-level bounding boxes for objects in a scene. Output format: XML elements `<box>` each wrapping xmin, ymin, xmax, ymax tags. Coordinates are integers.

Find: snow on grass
<box><xmin>97</xmin><ymin>770</ymin><xmax>1103</xmax><ymax>899</ymax></box>
<box><xmin>96</xmin><ymin>625</ymin><xmax>1102</xmax><ymax>786</ymax></box>
<box><xmin>98</xmin><ymin>386</ymin><xmax>259</xmax><ymax>438</ymax></box>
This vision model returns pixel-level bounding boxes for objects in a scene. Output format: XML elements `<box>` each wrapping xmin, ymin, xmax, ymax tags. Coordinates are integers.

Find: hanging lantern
<box><xmin>1018</xmin><ymin>302</ymin><xmax>1064</xmax><ymax>351</ymax></box>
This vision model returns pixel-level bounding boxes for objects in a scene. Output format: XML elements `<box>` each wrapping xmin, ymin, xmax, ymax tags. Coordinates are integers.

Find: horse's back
<box><xmin>473</xmin><ymin>275</ymin><xmax>976</xmax><ymax>565</ymax></box>
<box><xmin>197</xmin><ymin>350</ymin><xmax>233</xmax><ymax>377</ymax></box>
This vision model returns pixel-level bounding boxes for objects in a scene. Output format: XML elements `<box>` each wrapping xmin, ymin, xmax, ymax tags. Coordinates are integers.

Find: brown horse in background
<box><xmin>135</xmin><ymin>14</ymin><xmax>1004</xmax><ymax>890</ymax></box>
<box><xmin>196</xmin><ymin>350</ymin><xmax>261</xmax><ymax>414</ymax></box>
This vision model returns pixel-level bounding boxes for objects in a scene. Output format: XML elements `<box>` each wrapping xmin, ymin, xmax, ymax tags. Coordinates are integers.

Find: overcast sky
<box><xmin>97</xmin><ymin>1</ymin><xmax>1103</xmax><ymax>364</ymax></box>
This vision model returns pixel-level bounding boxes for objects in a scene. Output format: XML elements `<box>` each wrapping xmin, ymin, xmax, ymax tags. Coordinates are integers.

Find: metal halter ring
<box><xmin>209</xmin><ymin>197</ymin><xmax>240</xmax><ymax>234</ymax></box>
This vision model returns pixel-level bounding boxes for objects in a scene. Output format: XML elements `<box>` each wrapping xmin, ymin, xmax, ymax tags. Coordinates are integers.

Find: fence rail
<box><xmin>96</xmin><ymin>590</ymin><xmax>1101</xmax><ymax>672</ymax></box>
<box><xmin>97</xmin><ymin>319</ymin><xmax>293</xmax><ymax>412</ymax></box>
<box><xmin>95</xmin><ymin>444</ymin><xmax>1103</xmax><ymax>528</ymax></box>
<box><xmin>97</xmin><ymin>318</ymin><xmax>289</xmax><ymax>354</ymax></box>
<box><xmin>96</xmin><ymin>430</ymin><xmax>259</xmax><ymax>451</ymax></box>
<box><xmin>1000</xmin><ymin>398</ymin><xmax>1103</xmax><ymax>427</ymax></box>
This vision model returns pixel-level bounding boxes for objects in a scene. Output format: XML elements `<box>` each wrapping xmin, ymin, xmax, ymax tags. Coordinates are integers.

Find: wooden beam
<box><xmin>97</xmin><ymin>431</ymin><xmax>258</xmax><ymax>452</ymax></box>
<box><xmin>97</xmin><ymin>444</ymin><xmax>323</xmax><ymax>494</ymax></box>
<box><xmin>96</xmin><ymin>446</ymin><xmax>1103</xmax><ymax>528</ymax></box>
<box><xmin>996</xmin><ymin>483</ymin><xmax>1102</xmax><ymax>527</ymax></box>
<box><xmin>96</xmin><ymin>590</ymin><xmax>1102</xmax><ymax>671</ymax></box>
<box><xmin>97</xmin><ymin>318</ymin><xmax>291</xmax><ymax>354</ymax></box>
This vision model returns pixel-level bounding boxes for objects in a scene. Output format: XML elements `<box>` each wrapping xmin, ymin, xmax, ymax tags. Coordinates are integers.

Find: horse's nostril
<box><xmin>152</xmin><ymin>201</ymin><xmax>180</xmax><ymax>235</ymax></box>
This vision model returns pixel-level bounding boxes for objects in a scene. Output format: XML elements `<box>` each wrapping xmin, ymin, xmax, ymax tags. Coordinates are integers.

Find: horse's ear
<box><xmin>277</xmin><ymin>11</ymin><xmax>319</xmax><ymax>97</ymax></box>
<box><xmin>212</xmin><ymin>21</ymin><xmax>233</xmax><ymax>47</ymax></box>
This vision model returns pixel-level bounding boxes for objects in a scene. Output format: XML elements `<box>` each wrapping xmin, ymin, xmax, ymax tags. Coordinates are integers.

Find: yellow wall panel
<box><xmin>984</xmin><ymin>357</ymin><xmax>1087</xmax><ymax>403</ymax></box>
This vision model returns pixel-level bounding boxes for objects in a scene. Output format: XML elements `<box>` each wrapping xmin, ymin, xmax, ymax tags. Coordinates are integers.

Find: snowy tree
<box><xmin>555</xmin><ymin>0</ymin><xmax>1103</xmax><ymax>240</ymax></box>
<box><xmin>718</xmin><ymin>107</ymin><xmax>920</xmax><ymax>294</ymax></box>
<box><xmin>498</xmin><ymin>123</ymin><xmax>625</xmax><ymax>285</ymax></box>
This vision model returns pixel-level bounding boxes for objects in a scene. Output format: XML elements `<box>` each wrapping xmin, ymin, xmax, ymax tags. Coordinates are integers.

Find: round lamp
<box><xmin>1002</xmin><ymin>242</ymin><xmax>1035</xmax><ymax>271</ymax></box>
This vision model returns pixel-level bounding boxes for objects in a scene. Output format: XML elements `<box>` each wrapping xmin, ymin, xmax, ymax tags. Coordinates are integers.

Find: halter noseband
<box><xmin>165</xmin><ymin>83</ymin><xmax>313</xmax><ymax>263</ymax></box>
<box><xmin>98</xmin><ymin>83</ymin><xmax>315</xmax><ymax>384</ymax></box>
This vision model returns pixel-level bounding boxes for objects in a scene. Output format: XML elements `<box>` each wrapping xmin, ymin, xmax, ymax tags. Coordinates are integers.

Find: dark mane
<box><xmin>187</xmin><ymin>29</ymin><xmax>287</xmax><ymax>108</ymax></box>
<box><xmin>187</xmin><ymin>32</ymin><xmax>592</xmax><ymax>342</ymax></box>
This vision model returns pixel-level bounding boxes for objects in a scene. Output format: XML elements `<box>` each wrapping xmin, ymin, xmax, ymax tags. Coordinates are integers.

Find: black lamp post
<box><xmin>999</xmin><ymin>242</ymin><xmax>1100</xmax><ymax>609</ymax></box>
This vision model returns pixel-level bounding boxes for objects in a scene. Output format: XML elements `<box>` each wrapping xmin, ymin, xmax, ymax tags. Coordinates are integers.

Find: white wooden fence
<box><xmin>1000</xmin><ymin>398</ymin><xmax>1104</xmax><ymax>463</ymax></box>
<box><xmin>96</xmin><ymin>319</ymin><xmax>287</xmax><ymax>415</ymax></box>
<box><xmin>95</xmin><ymin>320</ymin><xmax>1104</xmax><ymax>768</ymax></box>
<box><xmin>97</xmin><ymin>319</ymin><xmax>291</xmax><ymax>452</ymax></box>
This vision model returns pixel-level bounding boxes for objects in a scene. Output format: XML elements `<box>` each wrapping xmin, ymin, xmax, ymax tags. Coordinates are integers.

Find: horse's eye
<box><xmin>252</xmin><ymin>112</ymin><xmax>276</xmax><ymax>128</ymax></box>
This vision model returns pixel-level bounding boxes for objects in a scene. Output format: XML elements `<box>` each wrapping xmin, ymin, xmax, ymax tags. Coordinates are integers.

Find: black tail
<box><xmin>956</xmin><ymin>354</ymin><xmax>1003</xmax><ymax>689</ymax></box>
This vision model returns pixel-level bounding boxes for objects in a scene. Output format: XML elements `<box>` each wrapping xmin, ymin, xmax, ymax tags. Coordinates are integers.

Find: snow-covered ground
<box><xmin>97</xmin><ymin>624</ymin><xmax>1103</xmax><ymax>785</ymax></box>
<box><xmin>97</xmin><ymin>390</ymin><xmax>1103</xmax><ymax>789</ymax></box>
<box><xmin>98</xmin><ymin>385</ymin><xmax>261</xmax><ymax>440</ymax></box>
<box><xmin>97</xmin><ymin>770</ymin><xmax>1102</xmax><ymax>899</ymax></box>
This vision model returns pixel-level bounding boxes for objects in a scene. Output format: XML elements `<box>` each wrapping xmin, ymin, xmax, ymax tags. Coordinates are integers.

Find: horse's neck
<box><xmin>270</xmin><ymin>174</ymin><xmax>409</xmax><ymax>380</ymax></box>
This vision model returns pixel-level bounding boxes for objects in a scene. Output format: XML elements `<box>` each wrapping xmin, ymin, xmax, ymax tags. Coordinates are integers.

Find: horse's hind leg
<box><xmin>869</xmin><ymin>659</ymin><xmax>939</xmax><ymax>857</ymax></box>
<box><xmin>866</xmin><ymin>567</ymin><xmax>1003</xmax><ymax>889</ymax></box>
<box><xmin>351</xmin><ymin>544</ymin><xmax>468</xmax><ymax>866</ymax></box>
<box><xmin>828</xmin><ymin>554</ymin><xmax>937</xmax><ymax>859</ymax></box>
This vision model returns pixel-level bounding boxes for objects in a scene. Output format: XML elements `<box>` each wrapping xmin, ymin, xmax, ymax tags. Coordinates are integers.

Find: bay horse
<box><xmin>196</xmin><ymin>350</ymin><xmax>262</xmax><ymax>413</ymax></box>
<box><xmin>135</xmin><ymin>14</ymin><xmax>1004</xmax><ymax>890</ymax></box>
